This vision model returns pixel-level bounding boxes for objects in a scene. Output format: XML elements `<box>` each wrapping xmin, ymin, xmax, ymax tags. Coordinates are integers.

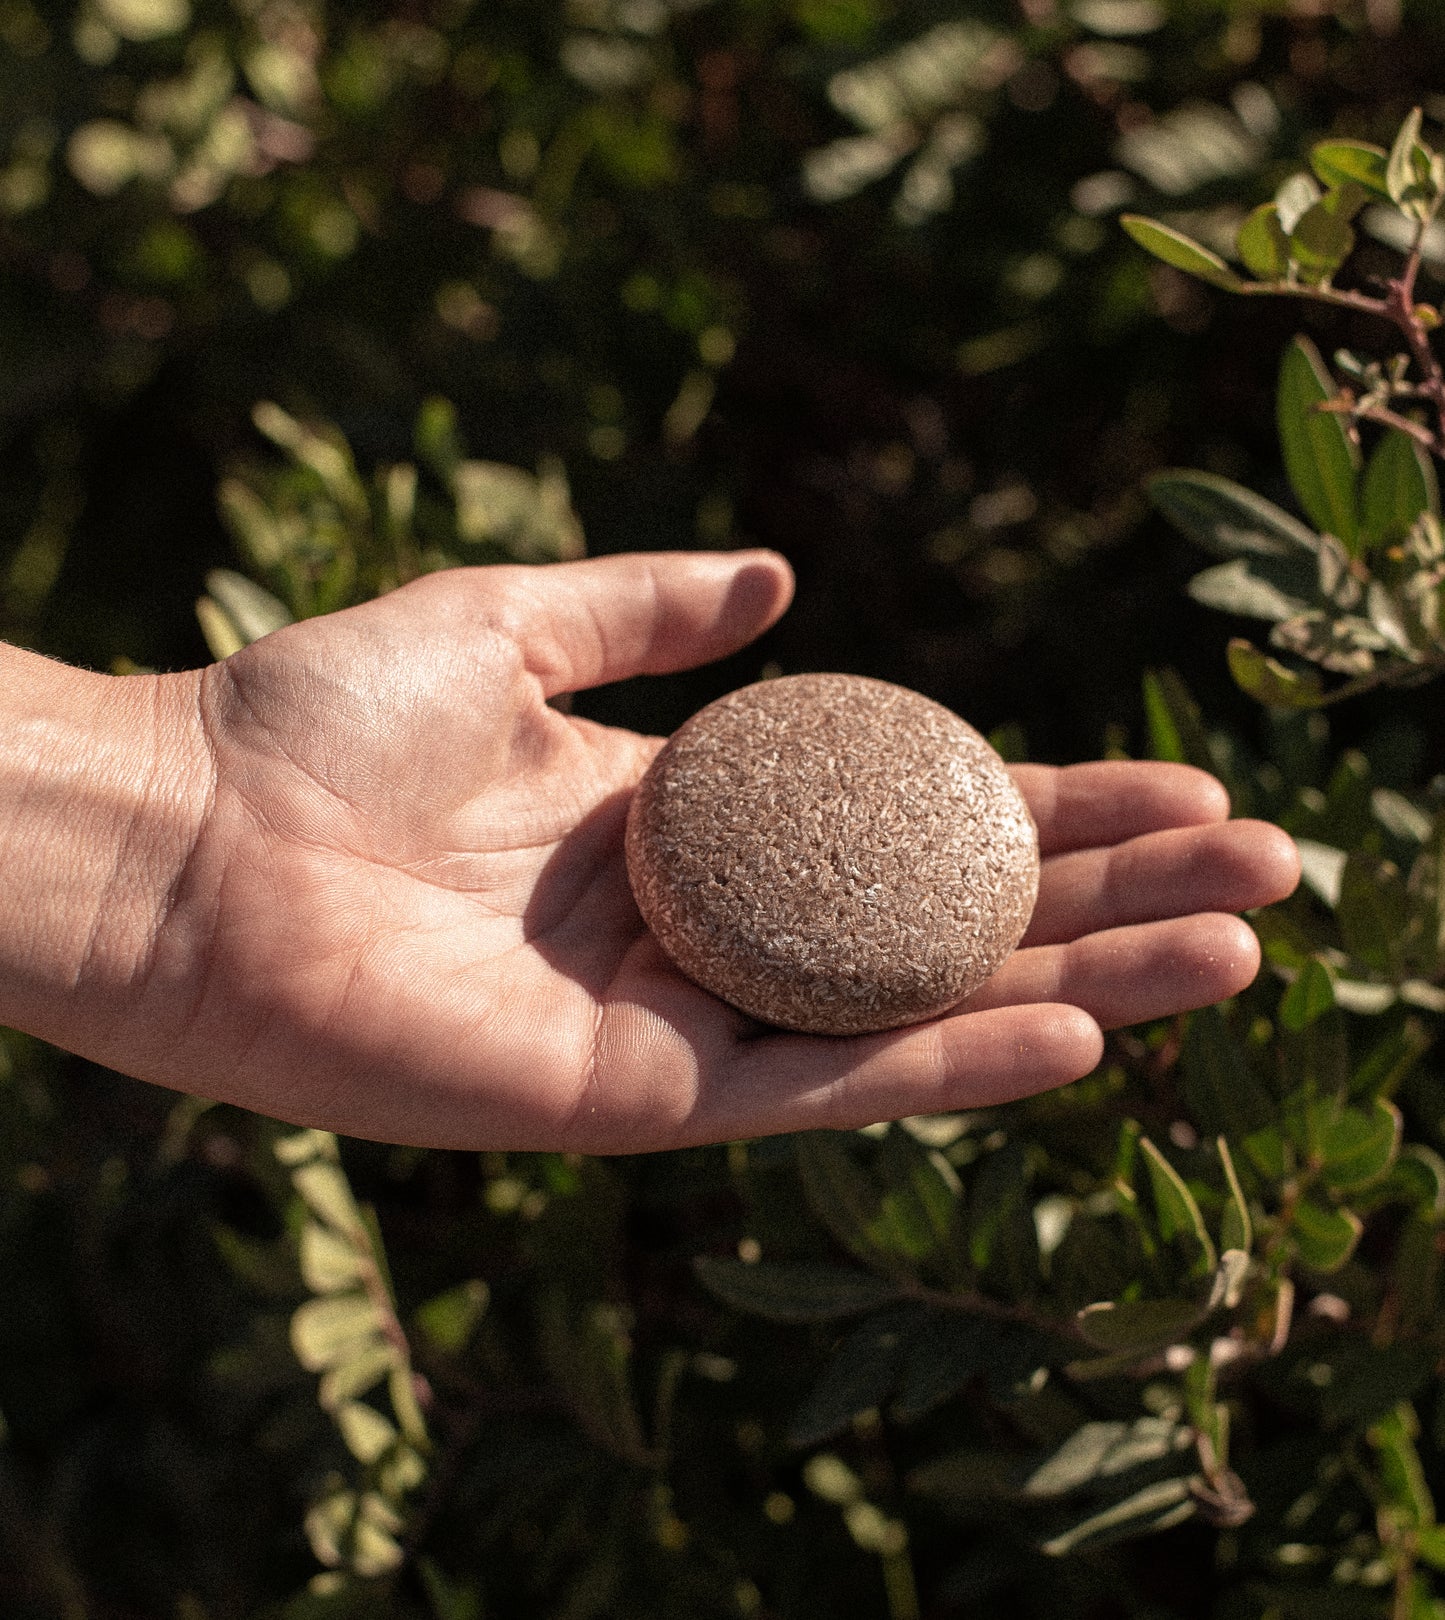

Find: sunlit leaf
<box><xmin>318</xmin><ymin>1341</ymin><xmax>396</xmax><ymax>1411</ymax></box>
<box><xmin>1226</xmin><ymin>638</ymin><xmax>1324</xmax><ymax>708</ymax></box>
<box><xmin>1037</xmin><ymin>1477</ymin><xmax>1196</xmax><ymax>1557</ymax></box>
<box><xmin>203</xmin><ymin>568</ymin><xmax>291</xmax><ymax>645</ymax></box>
<box><xmin>290</xmin><ymin>1294</ymin><xmax>384</xmax><ymax>1372</ymax></box>
<box><xmin>1187</xmin><ymin>559</ymin><xmax>1309</xmax><ymax>623</ymax></box>
<box><xmin>299</xmin><ymin>1222</ymin><xmax>366</xmax><ymax>1295</ymax></box>
<box><xmin>1236</xmin><ymin>202</ymin><xmax>1289</xmax><ymax>279</ymax></box>
<box><xmin>1139</xmin><ymin>1137</ymin><xmax>1216</xmax><ymax>1270</ymax></box>
<box><xmin>335</xmin><ymin>1400</ymin><xmax>397</xmax><ymax>1465</ymax></box>
<box><xmin>1120</xmin><ymin>216</ymin><xmax>1243</xmax><ymax>290</ymax></box>
<box><xmin>1025</xmin><ymin>1417</ymin><xmax>1192</xmax><ymax>1498</ymax></box>
<box><xmin>350</xmin><ymin>1493</ymin><xmax>405</xmax><ymax>1577</ymax></box>
<box><xmin>1387</xmin><ymin>107</ymin><xmax>1438</xmax><ymax>223</ymax></box>
<box><xmin>291</xmin><ymin>1162</ymin><xmax>361</xmax><ymax>1236</ymax></box>
<box><xmin>1216</xmin><ymin>1137</ymin><xmax>1253</xmax><ymax>1255</ymax></box>
<box><xmin>1148</xmin><ymin>469</ymin><xmax>1321</xmax><ymax>558</ymax></box>
<box><xmin>1311</xmin><ymin>139</ymin><xmax>1391</xmax><ymax>199</ymax></box>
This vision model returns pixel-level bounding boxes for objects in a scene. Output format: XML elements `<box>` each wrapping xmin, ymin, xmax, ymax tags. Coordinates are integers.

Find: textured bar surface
<box><xmin>625</xmin><ymin>673</ymin><xmax>1039</xmax><ymax>1035</ymax></box>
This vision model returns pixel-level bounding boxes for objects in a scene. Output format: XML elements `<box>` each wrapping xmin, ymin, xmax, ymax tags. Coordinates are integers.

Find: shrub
<box><xmin>9</xmin><ymin>9</ymin><xmax>1445</xmax><ymax>1620</ymax></box>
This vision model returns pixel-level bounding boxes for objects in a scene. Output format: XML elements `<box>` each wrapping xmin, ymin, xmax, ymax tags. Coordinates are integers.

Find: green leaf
<box><xmin>795</xmin><ymin>1132</ymin><xmax>917</xmax><ymax>1280</ymax></box>
<box><xmin>1141</xmin><ymin>668</ymin><xmax>1218</xmax><ymax>777</ymax></box>
<box><xmin>318</xmin><ymin>1341</ymin><xmax>396</xmax><ymax>1411</ymax></box>
<box><xmin>1025</xmin><ymin>1417</ymin><xmax>1193</xmax><ymax>1499</ymax></box>
<box><xmin>1280</xmin><ymin>1005</ymin><xmax>1351</xmax><ymax>1106</ymax></box>
<box><xmin>1311</xmin><ymin>139</ymin><xmax>1392</xmax><ymax>200</ymax></box>
<box><xmin>299</xmin><ymin>1222</ymin><xmax>367</xmax><ymax>1294</ymax></box>
<box><xmin>1237</xmin><ymin>203</ymin><xmax>1290</xmax><ymax>279</ymax></box>
<box><xmin>1217</xmin><ymin>1137</ymin><xmax>1253</xmax><ymax>1254</ymax></box>
<box><xmin>1075</xmin><ymin>1296</ymin><xmax>1209</xmax><ymax>1353</ymax></box>
<box><xmin>968</xmin><ymin>1139</ymin><xmax>1041</xmax><ymax>1296</ymax></box>
<box><xmin>1226</xmin><ymin>638</ymin><xmax>1324</xmax><ymax>709</ymax></box>
<box><xmin>1182</xmin><ymin>1005</ymin><xmax>1276</xmax><ymax>1139</ymax></box>
<box><xmin>1278</xmin><ymin>335</ymin><xmax>1360</xmax><ymax>552</ymax></box>
<box><xmin>1139</xmin><ymin>1137</ymin><xmax>1216</xmax><ymax>1270</ymax></box>
<box><xmin>1337</xmin><ymin>852</ymin><xmax>1409</xmax><ymax>976</ymax></box>
<box><xmin>335</xmin><ymin>1400</ymin><xmax>398</xmax><ymax>1465</ymax></box>
<box><xmin>413</xmin><ymin>1280</ymin><xmax>489</xmax><ymax>1356</ymax></box>
<box><xmin>1360</xmin><ymin>430</ymin><xmax>1440</xmax><ymax>551</ymax></box>
<box><xmin>537</xmin><ymin>1293</ymin><xmax>648</xmax><ymax>1464</ymax></box>
<box><xmin>1037</xmin><ymin>1477</ymin><xmax>1196</xmax><ymax>1557</ymax></box>
<box><xmin>1142</xmin><ymin>669</ymin><xmax>1184</xmax><ymax>763</ymax></box>
<box><xmin>290</xmin><ymin>1294</ymin><xmax>385</xmax><ymax>1372</ymax></box>
<box><xmin>1280</xmin><ymin>959</ymin><xmax>1336</xmax><ymax>1033</ymax></box>
<box><xmin>349</xmin><ymin>1493</ymin><xmax>406</xmax><ymax>1577</ymax></box>
<box><xmin>874</xmin><ymin>1124</ymin><xmax>966</xmax><ymax>1272</ymax></box>
<box><xmin>1387</xmin><ymin>108</ymin><xmax>1423</xmax><ymax>201</ymax></box>
<box><xmin>787</xmin><ymin>1309</ymin><xmax>912</xmax><ymax>1448</ymax></box>
<box><xmin>415</xmin><ymin>396</ymin><xmax>465</xmax><ymax>482</ymax></box>
<box><xmin>1187</xmin><ymin>559</ymin><xmax>1309</xmax><ymax>623</ymax></box>
<box><xmin>1387</xmin><ymin>107</ymin><xmax>1437</xmax><ymax>223</ymax></box>
<box><xmin>1320</xmin><ymin>1343</ymin><xmax>1431</xmax><ymax>1426</ymax></box>
<box><xmin>1292</xmin><ymin>1198</ymin><xmax>1363</xmax><ymax>1271</ymax></box>
<box><xmin>1319</xmin><ymin>1099</ymin><xmax>1402</xmax><ymax>1191</ymax></box>
<box><xmin>418</xmin><ymin>1557</ymin><xmax>484</xmax><ymax>1620</ymax></box>
<box><xmin>1120</xmin><ymin>216</ymin><xmax>1243</xmax><ymax>290</ymax></box>
<box><xmin>1369</xmin><ymin>1402</ymin><xmax>1436</xmax><ymax>1528</ymax></box>
<box><xmin>692</xmin><ymin>1257</ymin><xmax>901</xmax><ymax>1323</ymax></box>
<box><xmin>1289</xmin><ymin>194</ymin><xmax>1357</xmax><ymax>285</ymax></box>
<box><xmin>1419</xmin><ymin>1525</ymin><xmax>1445</xmax><ymax>1571</ymax></box>
<box><xmin>203</xmin><ymin>568</ymin><xmax>292</xmax><ymax>645</ymax></box>
<box><xmin>1386</xmin><ymin>1145</ymin><xmax>1445</xmax><ymax>1216</ymax></box>
<box><xmin>1393</xmin><ymin>1214</ymin><xmax>1442</xmax><ymax>1337</ymax></box>
<box><xmin>1149</xmin><ymin>469</ymin><xmax>1321</xmax><ymax>558</ymax></box>
<box><xmin>291</xmin><ymin>1162</ymin><xmax>362</xmax><ymax>1236</ymax></box>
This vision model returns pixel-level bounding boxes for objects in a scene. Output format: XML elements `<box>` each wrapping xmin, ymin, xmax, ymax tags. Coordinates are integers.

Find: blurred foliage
<box><xmin>12</xmin><ymin>1</ymin><xmax>1445</xmax><ymax>1617</ymax></box>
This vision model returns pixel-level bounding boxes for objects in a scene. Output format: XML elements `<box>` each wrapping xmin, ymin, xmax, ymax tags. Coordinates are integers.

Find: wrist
<box><xmin>0</xmin><ymin>643</ymin><xmax>211</xmax><ymax>1063</ymax></box>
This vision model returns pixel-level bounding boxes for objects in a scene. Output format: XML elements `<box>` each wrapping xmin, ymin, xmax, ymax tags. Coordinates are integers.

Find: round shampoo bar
<box><xmin>624</xmin><ymin>673</ymin><xmax>1040</xmax><ymax>1036</ymax></box>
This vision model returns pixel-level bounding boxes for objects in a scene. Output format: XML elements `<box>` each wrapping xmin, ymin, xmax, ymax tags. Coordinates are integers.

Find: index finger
<box><xmin>1011</xmin><ymin>761</ymin><xmax>1231</xmax><ymax>856</ymax></box>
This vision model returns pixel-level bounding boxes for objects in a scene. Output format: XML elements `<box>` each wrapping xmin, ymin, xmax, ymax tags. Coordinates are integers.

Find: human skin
<box><xmin>0</xmin><ymin>549</ymin><xmax>1300</xmax><ymax>1153</ymax></box>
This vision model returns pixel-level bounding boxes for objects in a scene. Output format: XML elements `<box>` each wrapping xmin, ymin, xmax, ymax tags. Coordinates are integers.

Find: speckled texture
<box><xmin>625</xmin><ymin>673</ymin><xmax>1039</xmax><ymax>1035</ymax></box>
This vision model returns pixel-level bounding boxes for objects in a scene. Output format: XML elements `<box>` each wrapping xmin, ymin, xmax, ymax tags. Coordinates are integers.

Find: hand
<box><xmin>1</xmin><ymin>551</ymin><xmax>1299</xmax><ymax>1152</ymax></box>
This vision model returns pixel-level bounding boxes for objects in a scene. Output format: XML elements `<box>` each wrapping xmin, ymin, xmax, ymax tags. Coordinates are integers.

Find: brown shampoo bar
<box><xmin>625</xmin><ymin>673</ymin><xmax>1040</xmax><ymax>1036</ymax></box>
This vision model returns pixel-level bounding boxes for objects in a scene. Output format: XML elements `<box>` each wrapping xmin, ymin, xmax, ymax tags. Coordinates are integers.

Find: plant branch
<box><xmin>1317</xmin><ymin>396</ymin><xmax>1441</xmax><ymax>452</ymax></box>
<box><xmin>1235</xmin><ymin>281</ymin><xmax>1391</xmax><ymax>318</ymax></box>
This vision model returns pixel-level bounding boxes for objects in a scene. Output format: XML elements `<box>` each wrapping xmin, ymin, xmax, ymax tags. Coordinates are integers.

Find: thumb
<box><xmin>494</xmin><ymin>549</ymin><xmax>794</xmax><ymax>696</ymax></box>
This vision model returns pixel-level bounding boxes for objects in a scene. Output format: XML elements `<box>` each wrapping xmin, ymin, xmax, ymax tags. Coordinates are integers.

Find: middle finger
<box><xmin>1024</xmin><ymin>819</ymin><xmax>1299</xmax><ymax>947</ymax></box>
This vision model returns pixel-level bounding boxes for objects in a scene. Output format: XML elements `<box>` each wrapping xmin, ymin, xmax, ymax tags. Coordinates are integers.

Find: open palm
<box><xmin>129</xmin><ymin>551</ymin><xmax>1299</xmax><ymax>1152</ymax></box>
